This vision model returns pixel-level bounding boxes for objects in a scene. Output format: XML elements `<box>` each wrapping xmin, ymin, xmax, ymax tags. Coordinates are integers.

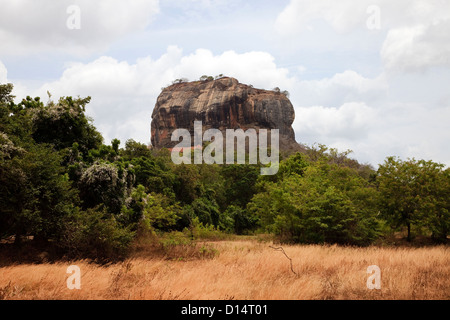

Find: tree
<box><xmin>0</xmin><ymin>141</ymin><xmax>76</xmax><ymax>243</ymax></box>
<box><xmin>78</xmin><ymin>161</ymin><xmax>134</xmax><ymax>214</ymax></box>
<box><xmin>0</xmin><ymin>83</ymin><xmax>15</xmax><ymax>104</ymax></box>
<box><xmin>172</xmin><ymin>78</ymin><xmax>188</xmax><ymax>84</ymax></box>
<box><xmin>0</xmin><ymin>84</ymin><xmax>34</xmax><ymax>142</ymax></box>
<box><xmin>426</xmin><ymin>167</ymin><xmax>450</xmax><ymax>242</ymax></box>
<box><xmin>30</xmin><ymin>96</ymin><xmax>103</xmax><ymax>155</ymax></box>
<box><xmin>173</xmin><ymin>164</ymin><xmax>202</xmax><ymax>204</ymax></box>
<box><xmin>221</xmin><ymin>164</ymin><xmax>260</xmax><ymax>208</ymax></box>
<box><xmin>122</xmin><ymin>139</ymin><xmax>151</xmax><ymax>159</ymax></box>
<box><xmin>200</xmin><ymin>75</ymin><xmax>214</xmax><ymax>81</ymax></box>
<box><xmin>377</xmin><ymin>157</ymin><xmax>449</xmax><ymax>242</ymax></box>
<box><xmin>248</xmin><ymin>156</ymin><xmax>381</xmax><ymax>245</ymax></box>
<box><xmin>221</xmin><ymin>205</ymin><xmax>258</xmax><ymax>234</ymax></box>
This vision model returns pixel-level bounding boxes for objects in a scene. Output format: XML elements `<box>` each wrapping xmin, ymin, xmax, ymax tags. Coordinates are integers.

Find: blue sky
<box><xmin>1</xmin><ymin>0</ymin><xmax>450</xmax><ymax>168</ymax></box>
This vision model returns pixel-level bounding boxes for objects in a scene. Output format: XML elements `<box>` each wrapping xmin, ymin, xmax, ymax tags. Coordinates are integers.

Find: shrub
<box><xmin>60</xmin><ymin>207</ymin><xmax>135</xmax><ymax>262</ymax></box>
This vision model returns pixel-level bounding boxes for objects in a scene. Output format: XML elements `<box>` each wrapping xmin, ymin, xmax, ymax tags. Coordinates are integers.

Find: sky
<box><xmin>1</xmin><ymin>0</ymin><xmax>449</xmax><ymax>168</ymax></box>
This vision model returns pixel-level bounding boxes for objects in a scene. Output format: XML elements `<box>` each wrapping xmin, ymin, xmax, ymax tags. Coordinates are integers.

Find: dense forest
<box><xmin>0</xmin><ymin>83</ymin><xmax>448</xmax><ymax>262</ymax></box>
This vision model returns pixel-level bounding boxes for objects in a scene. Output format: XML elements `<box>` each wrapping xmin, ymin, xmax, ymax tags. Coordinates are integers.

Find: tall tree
<box><xmin>0</xmin><ymin>141</ymin><xmax>76</xmax><ymax>243</ymax></box>
<box><xmin>377</xmin><ymin>157</ymin><xmax>449</xmax><ymax>242</ymax></box>
<box><xmin>30</xmin><ymin>96</ymin><xmax>103</xmax><ymax>155</ymax></box>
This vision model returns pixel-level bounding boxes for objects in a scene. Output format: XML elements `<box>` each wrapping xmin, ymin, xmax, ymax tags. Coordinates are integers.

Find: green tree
<box><xmin>377</xmin><ymin>157</ymin><xmax>449</xmax><ymax>242</ymax></box>
<box><xmin>126</xmin><ymin>155</ymin><xmax>176</xmax><ymax>197</ymax></box>
<box><xmin>190</xmin><ymin>190</ymin><xmax>221</xmax><ymax>227</ymax></box>
<box><xmin>0</xmin><ymin>84</ymin><xmax>34</xmax><ymax>142</ymax></box>
<box><xmin>78</xmin><ymin>161</ymin><xmax>134</xmax><ymax>214</ymax></box>
<box><xmin>0</xmin><ymin>141</ymin><xmax>76</xmax><ymax>243</ymax></box>
<box><xmin>248</xmin><ymin>156</ymin><xmax>380</xmax><ymax>245</ymax></box>
<box><xmin>173</xmin><ymin>164</ymin><xmax>202</xmax><ymax>204</ymax></box>
<box><xmin>0</xmin><ymin>83</ymin><xmax>15</xmax><ymax>104</ymax></box>
<box><xmin>30</xmin><ymin>96</ymin><xmax>103</xmax><ymax>155</ymax></box>
<box><xmin>121</xmin><ymin>139</ymin><xmax>151</xmax><ymax>159</ymax></box>
<box><xmin>221</xmin><ymin>164</ymin><xmax>260</xmax><ymax>208</ymax></box>
<box><xmin>221</xmin><ymin>205</ymin><xmax>258</xmax><ymax>234</ymax></box>
<box><xmin>426</xmin><ymin>167</ymin><xmax>450</xmax><ymax>242</ymax></box>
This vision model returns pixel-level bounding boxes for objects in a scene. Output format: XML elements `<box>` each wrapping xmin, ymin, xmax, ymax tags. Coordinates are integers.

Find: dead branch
<box><xmin>269</xmin><ymin>246</ymin><xmax>298</xmax><ymax>276</ymax></box>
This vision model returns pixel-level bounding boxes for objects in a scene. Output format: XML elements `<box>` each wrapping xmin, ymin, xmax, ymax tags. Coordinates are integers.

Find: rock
<box><xmin>151</xmin><ymin>77</ymin><xmax>303</xmax><ymax>153</ymax></box>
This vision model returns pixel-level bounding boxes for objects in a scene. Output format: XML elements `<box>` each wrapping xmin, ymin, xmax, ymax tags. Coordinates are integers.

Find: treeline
<box><xmin>0</xmin><ymin>84</ymin><xmax>448</xmax><ymax>261</ymax></box>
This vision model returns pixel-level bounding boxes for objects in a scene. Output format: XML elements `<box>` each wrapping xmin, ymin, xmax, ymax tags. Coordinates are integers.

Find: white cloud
<box><xmin>275</xmin><ymin>0</ymin><xmax>449</xmax><ymax>34</ymax></box>
<box><xmin>276</xmin><ymin>0</ymin><xmax>450</xmax><ymax>73</ymax></box>
<box><xmin>294</xmin><ymin>102</ymin><xmax>376</xmax><ymax>142</ymax></box>
<box><xmin>293</xmin><ymin>100</ymin><xmax>450</xmax><ymax>167</ymax></box>
<box><xmin>0</xmin><ymin>60</ymin><xmax>7</xmax><ymax>83</ymax></box>
<box><xmin>290</xmin><ymin>70</ymin><xmax>387</xmax><ymax>109</ymax></box>
<box><xmin>0</xmin><ymin>0</ymin><xmax>160</xmax><ymax>56</ymax></box>
<box><xmin>381</xmin><ymin>19</ymin><xmax>450</xmax><ymax>72</ymax></box>
<box><xmin>275</xmin><ymin>0</ymin><xmax>368</xmax><ymax>34</ymax></box>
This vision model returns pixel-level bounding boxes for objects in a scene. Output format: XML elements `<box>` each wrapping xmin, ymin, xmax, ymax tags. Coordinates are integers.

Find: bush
<box><xmin>186</xmin><ymin>217</ymin><xmax>229</xmax><ymax>241</ymax></box>
<box><xmin>59</xmin><ymin>207</ymin><xmax>135</xmax><ymax>262</ymax></box>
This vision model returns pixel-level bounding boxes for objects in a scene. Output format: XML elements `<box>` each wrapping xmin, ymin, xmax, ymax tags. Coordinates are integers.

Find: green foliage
<box><xmin>199</xmin><ymin>75</ymin><xmax>215</xmax><ymax>81</ymax></box>
<box><xmin>249</xmin><ymin>160</ymin><xmax>381</xmax><ymax>245</ymax></box>
<box><xmin>189</xmin><ymin>191</ymin><xmax>221</xmax><ymax>226</ymax></box>
<box><xmin>30</xmin><ymin>96</ymin><xmax>103</xmax><ymax>154</ymax></box>
<box><xmin>127</xmin><ymin>154</ymin><xmax>176</xmax><ymax>196</ymax></box>
<box><xmin>267</xmin><ymin>152</ymin><xmax>309</xmax><ymax>183</ymax></box>
<box><xmin>187</xmin><ymin>217</ymin><xmax>229</xmax><ymax>241</ymax></box>
<box><xmin>78</xmin><ymin>161</ymin><xmax>133</xmax><ymax>214</ymax></box>
<box><xmin>122</xmin><ymin>139</ymin><xmax>151</xmax><ymax>159</ymax></box>
<box><xmin>221</xmin><ymin>205</ymin><xmax>258</xmax><ymax>235</ymax></box>
<box><xmin>0</xmin><ymin>86</ymin><xmax>33</xmax><ymax>142</ymax></box>
<box><xmin>377</xmin><ymin>157</ymin><xmax>449</xmax><ymax>242</ymax></box>
<box><xmin>0</xmin><ymin>83</ymin><xmax>15</xmax><ymax>104</ymax></box>
<box><xmin>221</xmin><ymin>164</ymin><xmax>260</xmax><ymax>208</ymax></box>
<box><xmin>0</xmin><ymin>141</ymin><xmax>76</xmax><ymax>242</ymax></box>
<box><xmin>59</xmin><ymin>207</ymin><xmax>135</xmax><ymax>261</ymax></box>
<box><xmin>122</xmin><ymin>185</ymin><xmax>181</xmax><ymax>233</ymax></box>
<box><xmin>173</xmin><ymin>164</ymin><xmax>203</xmax><ymax>204</ymax></box>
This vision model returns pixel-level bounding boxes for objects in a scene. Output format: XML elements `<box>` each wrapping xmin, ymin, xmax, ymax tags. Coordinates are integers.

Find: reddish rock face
<box><xmin>151</xmin><ymin>77</ymin><xmax>302</xmax><ymax>152</ymax></box>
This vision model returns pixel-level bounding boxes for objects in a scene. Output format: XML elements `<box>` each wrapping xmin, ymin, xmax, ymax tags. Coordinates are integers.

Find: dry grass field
<box><xmin>0</xmin><ymin>240</ymin><xmax>448</xmax><ymax>300</ymax></box>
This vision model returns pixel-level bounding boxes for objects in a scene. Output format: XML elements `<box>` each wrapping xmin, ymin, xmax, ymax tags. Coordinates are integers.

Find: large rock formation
<box><xmin>151</xmin><ymin>77</ymin><xmax>302</xmax><ymax>152</ymax></box>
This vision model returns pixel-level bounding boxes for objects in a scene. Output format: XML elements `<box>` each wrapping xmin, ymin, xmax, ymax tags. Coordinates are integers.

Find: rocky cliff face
<box><xmin>151</xmin><ymin>77</ymin><xmax>302</xmax><ymax>152</ymax></box>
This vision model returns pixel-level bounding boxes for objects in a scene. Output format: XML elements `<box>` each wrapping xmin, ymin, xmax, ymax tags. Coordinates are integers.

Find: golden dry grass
<box><xmin>0</xmin><ymin>240</ymin><xmax>449</xmax><ymax>300</ymax></box>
